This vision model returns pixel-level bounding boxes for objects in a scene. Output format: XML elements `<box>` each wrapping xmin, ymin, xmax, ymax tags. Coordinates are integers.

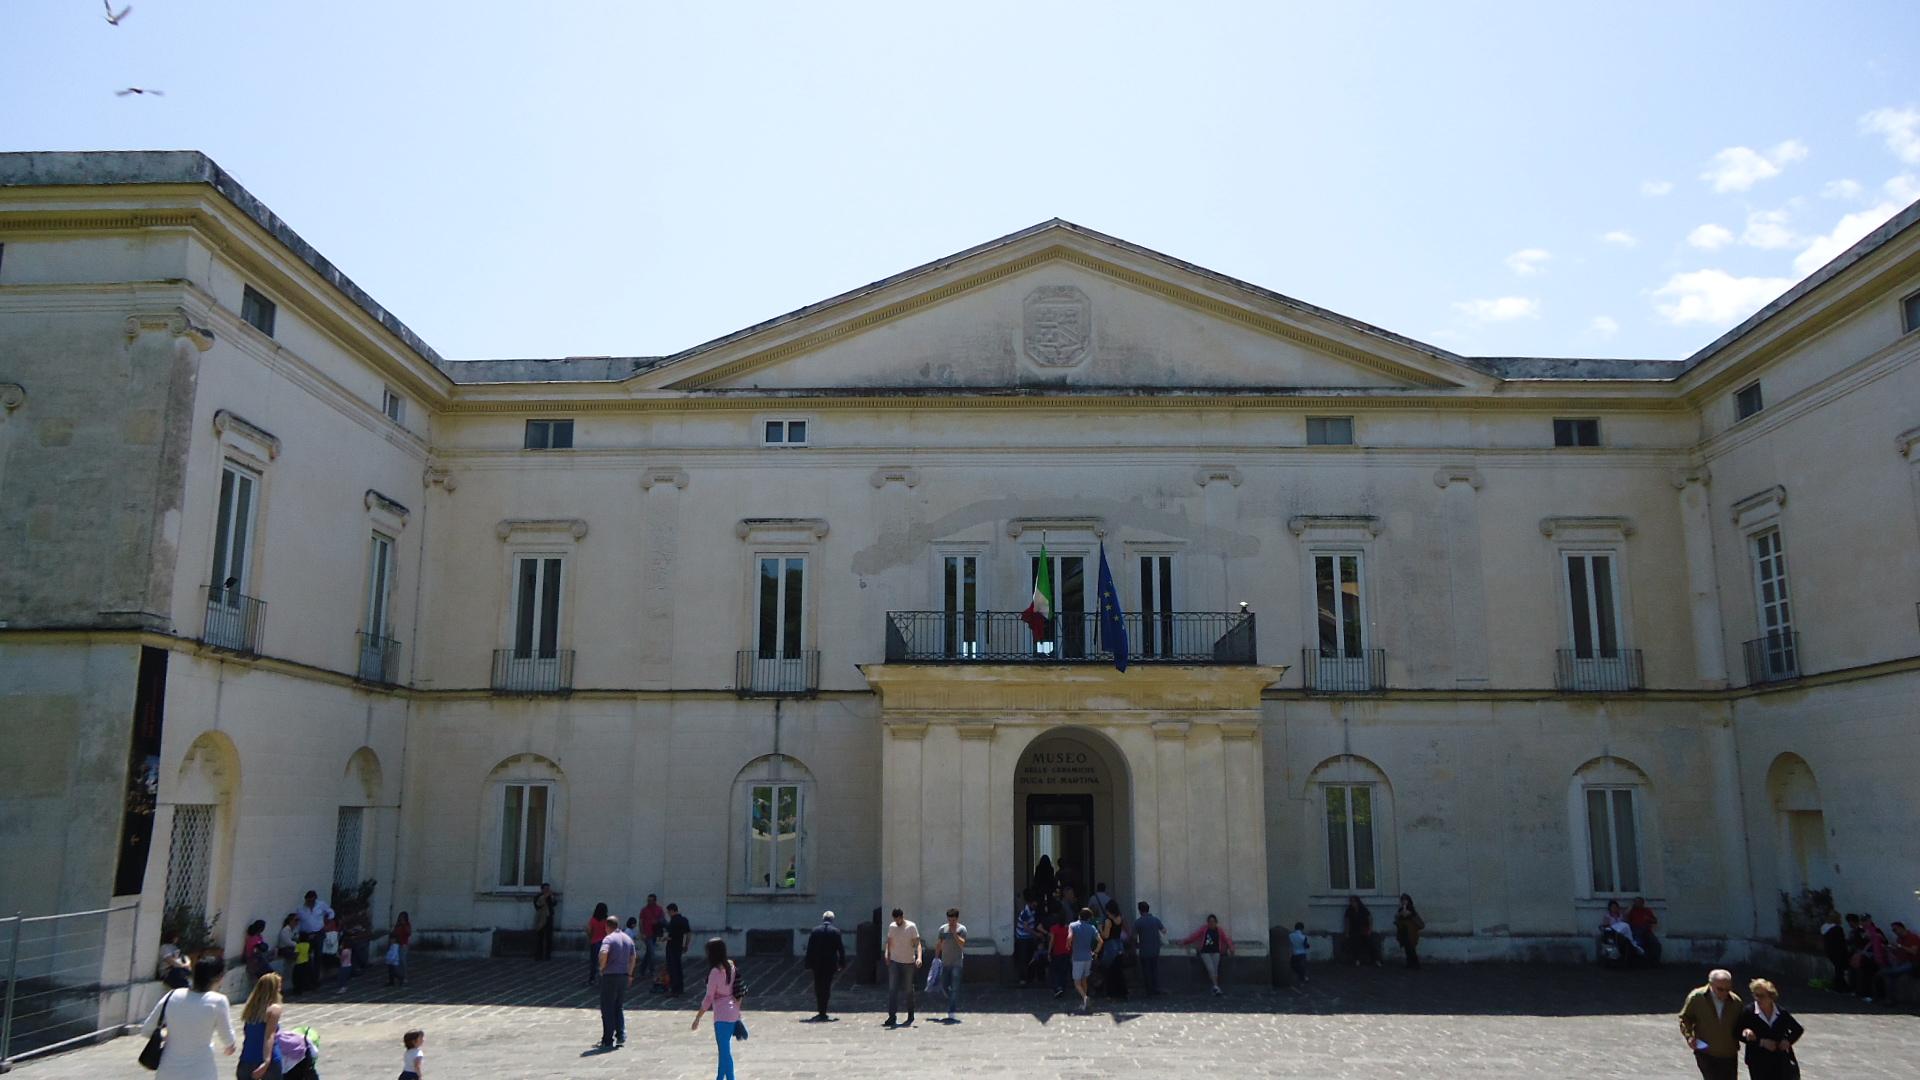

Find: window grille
<box><xmin>164</xmin><ymin>804</ymin><xmax>215</xmax><ymax>916</ymax></box>
<box><xmin>333</xmin><ymin>806</ymin><xmax>365</xmax><ymax>890</ymax></box>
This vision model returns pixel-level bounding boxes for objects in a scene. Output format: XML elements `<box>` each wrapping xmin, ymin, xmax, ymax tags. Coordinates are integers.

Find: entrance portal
<box><xmin>1015</xmin><ymin>731</ymin><xmax>1130</xmax><ymax>910</ymax></box>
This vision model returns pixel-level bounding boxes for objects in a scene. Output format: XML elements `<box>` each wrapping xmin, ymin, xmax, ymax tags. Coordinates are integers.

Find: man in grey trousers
<box><xmin>883</xmin><ymin>907</ymin><xmax>922</xmax><ymax>1028</ymax></box>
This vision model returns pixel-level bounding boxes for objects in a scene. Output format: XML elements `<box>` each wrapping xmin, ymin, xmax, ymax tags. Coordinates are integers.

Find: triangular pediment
<box><xmin>635</xmin><ymin>222</ymin><xmax>1491</xmax><ymax>394</ymax></box>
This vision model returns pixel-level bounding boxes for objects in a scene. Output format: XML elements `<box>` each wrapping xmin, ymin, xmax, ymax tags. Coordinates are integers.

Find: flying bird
<box><xmin>103</xmin><ymin>2</ymin><xmax>133</xmax><ymax>25</ymax></box>
<box><xmin>115</xmin><ymin>87</ymin><xmax>164</xmax><ymax>97</ymax></box>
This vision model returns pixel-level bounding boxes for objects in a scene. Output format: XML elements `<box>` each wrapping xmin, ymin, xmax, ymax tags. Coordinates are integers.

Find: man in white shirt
<box><xmin>883</xmin><ymin>907</ymin><xmax>922</xmax><ymax>1028</ymax></box>
<box><xmin>293</xmin><ymin>889</ymin><xmax>334</xmax><ymax>994</ymax></box>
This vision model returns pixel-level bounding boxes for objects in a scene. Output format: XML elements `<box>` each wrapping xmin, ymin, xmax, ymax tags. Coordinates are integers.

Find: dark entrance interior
<box><xmin>1026</xmin><ymin>792</ymin><xmax>1094</xmax><ymax>896</ymax></box>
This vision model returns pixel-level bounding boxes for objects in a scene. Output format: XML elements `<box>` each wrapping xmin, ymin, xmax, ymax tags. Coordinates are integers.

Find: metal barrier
<box><xmin>0</xmin><ymin>902</ymin><xmax>143</xmax><ymax>1069</ymax></box>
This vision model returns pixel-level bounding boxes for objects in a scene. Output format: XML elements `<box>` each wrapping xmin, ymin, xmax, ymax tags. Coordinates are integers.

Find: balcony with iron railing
<box><xmin>1744</xmin><ymin>632</ymin><xmax>1801</xmax><ymax>685</ymax></box>
<box><xmin>1300</xmin><ymin>648</ymin><xmax>1386</xmax><ymax>691</ymax></box>
<box><xmin>1554</xmin><ymin>649</ymin><xmax>1645</xmax><ymax>692</ymax></box>
<box><xmin>883</xmin><ymin>610</ymin><xmax>1256</xmax><ymax>664</ymax></box>
<box><xmin>735</xmin><ymin>650</ymin><xmax>822</xmax><ymax>697</ymax></box>
<box><xmin>201</xmin><ymin>585</ymin><xmax>265</xmax><ymax>654</ymax></box>
<box><xmin>356</xmin><ymin>632</ymin><xmax>402</xmax><ymax>685</ymax></box>
<box><xmin>491</xmin><ymin>649</ymin><xmax>575</xmax><ymax>694</ymax></box>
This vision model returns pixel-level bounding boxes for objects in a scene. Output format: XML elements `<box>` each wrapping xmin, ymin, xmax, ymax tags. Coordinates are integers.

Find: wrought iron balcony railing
<box><xmin>201</xmin><ymin>585</ymin><xmax>265</xmax><ymax>654</ymax></box>
<box><xmin>1301</xmin><ymin>648</ymin><xmax>1386</xmax><ymax>691</ymax></box>
<box><xmin>884</xmin><ymin>610</ymin><xmax>1256</xmax><ymax>664</ymax></box>
<box><xmin>1744</xmin><ymin>632</ymin><xmax>1801</xmax><ymax>685</ymax></box>
<box><xmin>735</xmin><ymin>650</ymin><xmax>821</xmax><ymax>697</ymax></box>
<box><xmin>1554</xmin><ymin>649</ymin><xmax>1645</xmax><ymax>692</ymax></box>
<box><xmin>356</xmin><ymin>632</ymin><xmax>402</xmax><ymax>685</ymax></box>
<box><xmin>491</xmin><ymin>649</ymin><xmax>575</xmax><ymax>694</ymax></box>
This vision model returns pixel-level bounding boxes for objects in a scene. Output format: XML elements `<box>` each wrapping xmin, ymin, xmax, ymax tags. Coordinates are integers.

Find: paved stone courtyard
<box><xmin>15</xmin><ymin>954</ymin><xmax>1916</xmax><ymax>1078</ymax></box>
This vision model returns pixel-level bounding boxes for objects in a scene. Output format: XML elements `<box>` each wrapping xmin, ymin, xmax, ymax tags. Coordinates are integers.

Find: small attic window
<box><xmin>240</xmin><ymin>285</ymin><xmax>276</xmax><ymax>337</ymax></box>
<box><xmin>1306</xmin><ymin>416</ymin><xmax>1354</xmax><ymax>446</ymax></box>
<box><xmin>763</xmin><ymin>419</ymin><xmax>808</xmax><ymax>446</ymax></box>
<box><xmin>1734</xmin><ymin>382</ymin><xmax>1764</xmax><ymax>421</ymax></box>
<box><xmin>1901</xmin><ymin>289</ymin><xmax>1920</xmax><ymax>333</ymax></box>
<box><xmin>1553</xmin><ymin>418</ymin><xmax>1601</xmax><ymax>447</ymax></box>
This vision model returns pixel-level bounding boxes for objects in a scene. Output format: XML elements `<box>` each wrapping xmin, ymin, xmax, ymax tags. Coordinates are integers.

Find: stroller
<box><xmin>276</xmin><ymin>1025</ymin><xmax>321</xmax><ymax>1079</ymax></box>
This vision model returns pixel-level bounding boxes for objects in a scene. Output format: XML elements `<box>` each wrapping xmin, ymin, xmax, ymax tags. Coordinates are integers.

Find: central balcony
<box><xmin>884</xmin><ymin>610</ymin><xmax>1256</xmax><ymax>664</ymax></box>
<box><xmin>491</xmin><ymin>649</ymin><xmax>575</xmax><ymax>694</ymax></box>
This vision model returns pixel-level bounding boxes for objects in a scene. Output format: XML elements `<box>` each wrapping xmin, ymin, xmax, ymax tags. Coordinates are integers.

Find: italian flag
<box><xmin>1021</xmin><ymin>543</ymin><xmax>1054</xmax><ymax>643</ymax></box>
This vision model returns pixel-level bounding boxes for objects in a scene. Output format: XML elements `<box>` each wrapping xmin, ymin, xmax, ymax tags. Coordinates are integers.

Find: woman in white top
<box><xmin>140</xmin><ymin>953</ymin><xmax>237</xmax><ymax>1080</ymax></box>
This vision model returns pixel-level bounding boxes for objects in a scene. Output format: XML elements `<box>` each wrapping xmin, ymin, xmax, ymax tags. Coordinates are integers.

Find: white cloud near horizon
<box><xmin>1700</xmin><ymin>140</ymin><xmax>1809</xmax><ymax>193</ymax></box>
<box><xmin>1861</xmin><ymin>106</ymin><xmax>1920</xmax><ymax>165</ymax></box>
<box><xmin>1652</xmin><ymin>269</ymin><xmax>1791</xmax><ymax>326</ymax></box>
<box><xmin>1453</xmin><ymin>297</ymin><xmax>1541</xmax><ymax>323</ymax></box>
<box><xmin>1504</xmin><ymin>248</ymin><xmax>1551</xmax><ymax>276</ymax></box>
<box><xmin>1741</xmin><ymin>208</ymin><xmax>1801</xmax><ymax>250</ymax></box>
<box><xmin>1589</xmin><ymin>316</ymin><xmax>1620</xmax><ymax>339</ymax></box>
<box><xmin>1687</xmin><ymin>224</ymin><xmax>1734</xmax><ymax>250</ymax></box>
<box><xmin>1821</xmin><ymin>178</ymin><xmax>1863</xmax><ymax>199</ymax></box>
<box><xmin>1640</xmin><ymin>180</ymin><xmax>1674</xmax><ymax>196</ymax></box>
<box><xmin>1600</xmin><ymin>230</ymin><xmax>1638</xmax><ymax>247</ymax></box>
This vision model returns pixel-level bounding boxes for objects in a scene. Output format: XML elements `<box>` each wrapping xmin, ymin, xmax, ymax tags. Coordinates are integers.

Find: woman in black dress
<box><xmin>1738</xmin><ymin>978</ymin><xmax>1804</xmax><ymax>1080</ymax></box>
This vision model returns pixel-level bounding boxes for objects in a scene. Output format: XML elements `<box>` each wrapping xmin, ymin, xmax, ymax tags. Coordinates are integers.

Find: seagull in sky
<box><xmin>103</xmin><ymin>2</ymin><xmax>133</xmax><ymax>25</ymax></box>
<box><xmin>115</xmin><ymin>87</ymin><xmax>164</xmax><ymax>97</ymax></box>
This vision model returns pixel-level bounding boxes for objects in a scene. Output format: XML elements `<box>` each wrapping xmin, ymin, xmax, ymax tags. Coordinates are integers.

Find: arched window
<box><xmin>333</xmin><ymin>747</ymin><xmax>383</xmax><ymax>892</ymax></box>
<box><xmin>165</xmin><ymin>732</ymin><xmax>241</xmax><ymax>936</ymax></box>
<box><xmin>1305</xmin><ymin>756</ymin><xmax>1395</xmax><ymax>896</ymax></box>
<box><xmin>1568</xmin><ymin>757</ymin><xmax>1655</xmax><ymax>899</ymax></box>
<box><xmin>1765</xmin><ymin>753</ymin><xmax>1828</xmax><ymax>893</ymax></box>
<box><xmin>482</xmin><ymin>754</ymin><xmax>564</xmax><ymax>893</ymax></box>
<box><xmin>730</xmin><ymin>755</ymin><xmax>815</xmax><ymax>895</ymax></box>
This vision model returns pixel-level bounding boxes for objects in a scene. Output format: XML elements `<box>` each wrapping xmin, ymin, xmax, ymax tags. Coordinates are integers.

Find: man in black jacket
<box><xmin>804</xmin><ymin>911</ymin><xmax>847</xmax><ymax>1021</ymax></box>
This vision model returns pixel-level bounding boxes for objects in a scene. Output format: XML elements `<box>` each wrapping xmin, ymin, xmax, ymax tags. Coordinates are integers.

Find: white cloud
<box><xmin>1686</xmin><ymin>224</ymin><xmax>1734</xmax><ymax>250</ymax></box>
<box><xmin>1699</xmin><ymin>140</ymin><xmax>1808</xmax><ymax>193</ymax></box>
<box><xmin>1452</xmin><ymin>296</ymin><xmax>1541</xmax><ymax>323</ymax></box>
<box><xmin>1640</xmin><ymin>179</ymin><xmax>1674</xmax><ymax>197</ymax></box>
<box><xmin>1861</xmin><ymin>106</ymin><xmax>1920</xmax><ymax>165</ymax></box>
<box><xmin>1600</xmin><ymin>230</ymin><xmax>1638</xmax><ymax>248</ymax></box>
<box><xmin>1887</xmin><ymin>174</ymin><xmax>1920</xmax><ymax>202</ymax></box>
<box><xmin>1821</xmin><ymin>178</ymin><xmax>1863</xmax><ymax>200</ymax></box>
<box><xmin>1504</xmin><ymin>248</ymin><xmax>1551</xmax><ymax>276</ymax></box>
<box><xmin>1740</xmin><ymin>208</ymin><xmax>1801</xmax><ymax>250</ymax></box>
<box><xmin>1652</xmin><ymin>269</ymin><xmax>1791</xmax><ymax>327</ymax></box>
<box><xmin>1589</xmin><ymin>316</ymin><xmax>1620</xmax><ymax>339</ymax></box>
<box><xmin>1792</xmin><ymin>198</ymin><xmax>1905</xmax><ymax>276</ymax></box>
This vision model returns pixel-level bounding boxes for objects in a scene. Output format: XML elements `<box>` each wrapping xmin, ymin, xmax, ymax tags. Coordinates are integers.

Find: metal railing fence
<box><xmin>1</xmin><ymin>902</ymin><xmax>142</xmax><ymax>1069</ymax></box>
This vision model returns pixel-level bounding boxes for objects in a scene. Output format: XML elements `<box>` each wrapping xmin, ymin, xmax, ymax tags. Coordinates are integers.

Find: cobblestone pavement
<box><xmin>16</xmin><ymin>954</ymin><xmax>1916</xmax><ymax>1079</ymax></box>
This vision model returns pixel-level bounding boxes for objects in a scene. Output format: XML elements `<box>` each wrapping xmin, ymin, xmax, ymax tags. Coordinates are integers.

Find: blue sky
<box><xmin>6</xmin><ymin>1</ymin><xmax>1919</xmax><ymax>362</ymax></box>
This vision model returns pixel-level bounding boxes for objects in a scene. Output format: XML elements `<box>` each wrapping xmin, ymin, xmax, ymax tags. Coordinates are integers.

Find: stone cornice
<box><xmin>496</xmin><ymin>518</ymin><xmax>588</xmax><ymax>542</ymax></box>
<box><xmin>1730</xmin><ymin>485</ymin><xmax>1787</xmax><ymax>528</ymax></box>
<box><xmin>364</xmin><ymin>489</ymin><xmax>410</xmax><ymax>530</ymax></box>
<box><xmin>1538</xmin><ymin>515</ymin><xmax>1635</xmax><ymax>539</ymax></box>
<box><xmin>735</xmin><ymin>517</ymin><xmax>829</xmax><ymax>541</ymax></box>
<box><xmin>1007</xmin><ymin>515</ymin><xmax>1106</xmax><ymax>539</ymax></box>
<box><xmin>212</xmin><ymin>408</ymin><xmax>280</xmax><ymax>460</ymax></box>
<box><xmin>441</xmin><ymin>389</ymin><xmax>1695</xmax><ymax>415</ymax></box>
<box><xmin>1288</xmin><ymin>514</ymin><xmax>1383</xmax><ymax>537</ymax></box>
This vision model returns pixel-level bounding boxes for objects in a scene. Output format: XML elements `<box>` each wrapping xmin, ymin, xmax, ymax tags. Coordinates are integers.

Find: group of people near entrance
<box><xmin>1819</xmin><ymin>908</ymin><xmax>1918</xmax><ymax>1004</ymax></box>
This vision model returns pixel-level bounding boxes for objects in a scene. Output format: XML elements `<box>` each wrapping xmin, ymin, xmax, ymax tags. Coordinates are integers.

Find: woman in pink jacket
<box><xmin>691</xmin><ymin>937</ymin><xmax>745</xmax><ymax>1079</ymax></box>
<box><xmin>1178</xmin><ymin>914</ymin><xmax>1235</xmax><ymax>996</ymax></box>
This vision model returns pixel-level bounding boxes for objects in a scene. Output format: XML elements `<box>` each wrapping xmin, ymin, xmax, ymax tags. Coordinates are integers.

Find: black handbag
<box><xmin>137</xmin><ymin>989</ymin><xmax>174</xmax><ymax>1070</ymax></box>
<box><xmin>732</xmin><ymin>1017</ymin><xmax>749</xmax><ymax>1042</ymax></box>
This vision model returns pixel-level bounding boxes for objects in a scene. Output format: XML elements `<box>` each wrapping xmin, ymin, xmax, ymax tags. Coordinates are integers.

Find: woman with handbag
<box><xmin>691</xmin><ymin>937</ymin><xmax>746</xmax><ymax>1080</ymax></box>
<box><xmin>1738</xmin><ymin>978</ymin><xmax>1805</xmax><ymax>1080</ymax></box>
<box><xmin>139</xmin><ymin>953</ymin><xmax>236</xmax><ymax>1078</ymax></box>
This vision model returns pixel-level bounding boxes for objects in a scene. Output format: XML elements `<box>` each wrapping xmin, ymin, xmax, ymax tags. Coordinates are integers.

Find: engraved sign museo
<box><xmin>1022</xmin><ymin>285</ymin><xmax>1091</xmax><ymax>367</ymax></box>
<box><xmin>1018</xmin><ymin>746</ymin><xmax>1105</xmax><ymax>789</ymax></box>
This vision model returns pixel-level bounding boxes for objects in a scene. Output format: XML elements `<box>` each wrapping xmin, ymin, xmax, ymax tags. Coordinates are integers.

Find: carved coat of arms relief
<box><xmin>1022</xmin><ymin>286</ymin><xmax>1091</xmax><ymax>367</ymax></box>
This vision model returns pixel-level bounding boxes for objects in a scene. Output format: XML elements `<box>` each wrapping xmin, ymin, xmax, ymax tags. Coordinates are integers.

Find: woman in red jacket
<box><xmin>586</xmin><ymin>902</ymin><xmax>611</xmax><ymax>987</ymax></box>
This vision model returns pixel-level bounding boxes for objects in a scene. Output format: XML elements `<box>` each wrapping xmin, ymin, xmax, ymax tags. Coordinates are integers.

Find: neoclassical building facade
<box><xmin>2</xmin><ymin>152</ymin><xmax>1917</xmax><ymax>979</ymax></box>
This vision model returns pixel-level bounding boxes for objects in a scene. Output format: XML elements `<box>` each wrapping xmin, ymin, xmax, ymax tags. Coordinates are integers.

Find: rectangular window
<box><xmin>1313</xmin><ymin>553</ymin><xmax>1366</xmax><ymax>658</ymax></box>
<box><xmin>381</xmin><ymin>388</ymin><xmax>405</xmax><ymax>424</ymax></box>
<box><xmin>1138</xmin><ymin>555</ymin><xmax>1175</xmax><ymax>658</ymax></box>
<box><xmin>1585</xmin><ymin>787</ymin><xmax>1641</xmax><ymax>893</ymax></box>
<box><xmin>332</xmin><ymin>806</ymin><xmax>364</xmax><ymax>890</ymax></box>
<box><xmin>365</xmin><ymin>533</ymin><xmax>394</xmax><ymax>636</ymax></box>
<box><xmin>1306</xmin><ymin>416</ymin><xmax>1354</xmax><ymax>446</ymax></box>
<box><xmin>1902</xmin><ymin>290</ymin><xmax>1920</xmax><ymax>333</ymax></box>
<box><xmin>756</xmin><ymin>556</ymin><xmax>806</xmax><ymax>658</ymax></box>
<box><xmin>1553</xmin><ymin>417</ymin><xmax>1601</xmax><ymax>447</ymax></box>
<box><xmin>497</xmin><ymin>783</ymin><xmax>549</xmax><ymax>888</ymax></box>
<box><xmin>942</xmin><ymin>554</ymin><xmax>980</xmax><ymax>658</ymax></box>
<box><xmin>1564</xmin><ymin>553</ymin><xmax>1621</xmax><ymax>659</ymax></box>
<box><xmin>1323</xmin><ymin>784</ymin><xmax>1377</xmax><ymax>892</ymax></box>
<box><xmin>762</xmin><ymin>419</ymin><xmax>808</xmax><ymax>445</ymax></box>
<box><xmin>512</xmin><ymin>556</ymin><xmax>564</xmax><ymax>659</ymax></box>
<box><xmin>240</xmin><ymin>285</ymin><xmax>276</xmax><ymax>336</ymax></box>
<box><xmin>209</xmin><ymin>463</ymin><xmax>259</xmax><ymax>595</ymax></box>
<box><xmin>746</xmin><ymin>782</ymin><xmax>802</xmax><ymax>891</ymax></box>
<box><xmin>1031</xmin><ymin>554</ymin><xmax>1087</xmax><ymax>658</ymax></box>
<box><xmin>1734</xmin><ymin>382</ymin><xmax>1764</xmax><ymax>421</ymax></box>
<box><xmin>163</xmin><ymin>804</ymin><xmax>215</xmax><ymax>918</ymax></box>
<box><xmin>522</xmin><ymin>419</ymin><xmax>575</xmax><ymax>450</ymax></box>
<box><xmin>1750</xmin><ymin>529</ymin><xmax>1795</xmax><ymax>680</ymax></box>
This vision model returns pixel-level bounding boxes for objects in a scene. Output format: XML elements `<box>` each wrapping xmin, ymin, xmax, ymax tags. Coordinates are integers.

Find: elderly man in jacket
<box><xmin>1677</xmin><ymin>968</ymin><xmax>1744</xmax><ymax>1080</ymax></box>
<box><xmin>803</xmin><ymin>911</ymin><xmax>846</xmax><ymax>1022</ymax></box>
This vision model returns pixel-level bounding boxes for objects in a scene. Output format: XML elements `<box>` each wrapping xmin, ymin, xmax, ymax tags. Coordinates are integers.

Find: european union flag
<box><xmin>1096</xmin><ymin>542</ymin><xmax>1129</xmax><ymax>672</ymax></box>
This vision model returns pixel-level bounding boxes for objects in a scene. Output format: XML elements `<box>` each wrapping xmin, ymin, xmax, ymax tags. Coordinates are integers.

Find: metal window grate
<box><xmin>163</xmin><ymin>805</ymin><xmax>214</xmax><ymax>917</ymax></box>
<box><xmin>333</xmin><ymin>807</ymin><xmax>364</xmax><ymax>890</ymax></box>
